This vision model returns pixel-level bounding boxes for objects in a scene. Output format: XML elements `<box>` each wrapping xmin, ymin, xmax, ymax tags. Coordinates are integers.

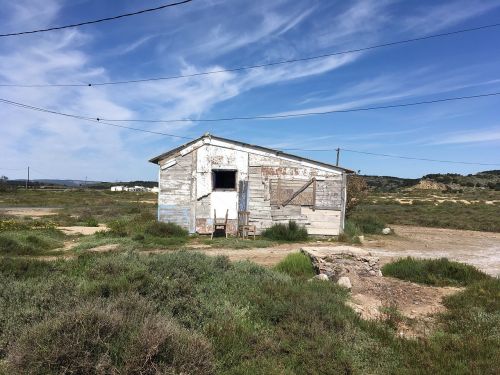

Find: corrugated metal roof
<box><xmin>149</xmin><ymin>133</ymin><xmax>354</xmax><ymax>173</ymax></box>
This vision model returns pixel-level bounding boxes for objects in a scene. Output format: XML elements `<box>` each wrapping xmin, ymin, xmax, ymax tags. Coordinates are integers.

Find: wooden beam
<box><xmin>281</xmin><ymin>178</ymin><xmax>315</xmax><ymax>207</ymax></box>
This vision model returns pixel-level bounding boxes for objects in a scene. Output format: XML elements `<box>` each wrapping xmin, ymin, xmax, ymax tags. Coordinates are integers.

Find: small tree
<box><xmin>345</xmin><ymin>175</ymin><xmax>368</xmax><ymax>217</ymax></box>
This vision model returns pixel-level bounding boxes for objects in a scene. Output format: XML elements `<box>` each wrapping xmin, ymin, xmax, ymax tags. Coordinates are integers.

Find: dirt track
<box><xmin>200</xmin><ymin>225</ymin><xmax>500</xmax><ymax>276</ymax></box>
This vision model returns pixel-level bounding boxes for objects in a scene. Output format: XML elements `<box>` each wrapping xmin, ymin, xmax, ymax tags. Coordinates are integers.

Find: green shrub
<box><xmin>84</xmin><ymin>217</ymin><xmax>99</xmax><ymax>227</ymax></box>
<box><xmin>6</xmin><ymin>297</ymin><xmax>214</xmax><ymax>375</ymax></box>
<box><xmin>350</xmin><ymin>215</ymin><xmax>386</xmax><ymax>234</ymax></box>
<box><xmin>144</xmin><ymin>221</ymin><xmax>188</xmax><ymax>238</ymax></box>
<box><xmin>0</xmin><ymin>233</ymin><xmax>59</xmax><ymax>256</ymax></box>
<box><xmin>274</xmin><ymin>252</ymin><xmax>315</xmax><ymax>278</ymax></box>
<box><xmin>338</xmin><ymin>220</ymin><xmax>362</xmax><ymax>243</ymax></box>
<box><xmin>107</xmin><ymin>220</ymin><xmax>129</xmax><ymax>237</ymax></box>
<box><xmin>382</xmin><ymin>257</ymin><xmax>491</xmax><ymax>286</ymax></box>
<box><xmin>262</xmin><ymin>220</ymin><xmax>308</xmax><ymax>241</ymax></box>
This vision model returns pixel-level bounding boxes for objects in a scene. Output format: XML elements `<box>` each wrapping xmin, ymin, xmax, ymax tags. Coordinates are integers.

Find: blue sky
<box><xmin>1</xmin><ymin>0</ymin><xmax>500</xmax><ymax>181</ymax></box>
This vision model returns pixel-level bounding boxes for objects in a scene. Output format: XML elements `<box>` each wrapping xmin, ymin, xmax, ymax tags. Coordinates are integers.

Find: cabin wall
<box><xmin>157</xmin><ymin>141</ymin><xmax>347</xmax><ymax>236</ymax></box>
<box><xmin>158</xmin><ymin>151</ymin><xmax>195</xmax><ymax>232</ymax></box>
<box><xmin>248</xmin><ymin>153</ymin><xmax>345</xmax><ymax>235</ymax></box>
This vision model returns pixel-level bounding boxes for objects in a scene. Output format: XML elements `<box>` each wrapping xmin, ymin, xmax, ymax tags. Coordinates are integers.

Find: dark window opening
<box><xmin>213</xmin><ymin>170</ymin><xmax>236</xmax><ymax>190</ymax></box>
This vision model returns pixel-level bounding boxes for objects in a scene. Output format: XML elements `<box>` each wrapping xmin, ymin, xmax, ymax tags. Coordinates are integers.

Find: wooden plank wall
<box><xmin>158</xmin><ymin>152</ymin><xmax>194</xmax><ymax>231</ymax></box>
<box><xmin>248</xmin><ymin>153</ymin><xmax>345</xmax><ymax>235</ymax></box>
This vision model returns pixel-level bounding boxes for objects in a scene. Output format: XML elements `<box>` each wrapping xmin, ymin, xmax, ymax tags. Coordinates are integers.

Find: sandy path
<box><xmin>0</xmin><ymin>207</ymin><xmax>60</xmax><ymax>217</ymax></box>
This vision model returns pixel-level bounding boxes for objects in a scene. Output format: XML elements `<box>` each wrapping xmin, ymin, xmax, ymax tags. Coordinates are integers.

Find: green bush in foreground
<box><xmin>6</xmin><ymin>296</ymin><xmax>214</xmax><ymax>375</ymax></box>
<box><xmin>382</xmin><ymin>257</ymin><xmax>491</xmax><ymax>286</ymax></box>
<box><xmin>262</xmin><ymin>220</ymin><xmax>308</xmax><ymax>241</ymax></box>
<box><xmin>274</xmin><ymin>252</ymin><xmax>315</xmax><ymax>278</ymax></box>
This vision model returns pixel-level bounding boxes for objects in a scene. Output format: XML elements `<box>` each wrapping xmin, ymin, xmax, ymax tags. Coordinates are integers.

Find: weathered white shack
<box><xmin>149</xmin><ymin>134</ymin><xmax>353</xmax><ymax>236</ymax></box>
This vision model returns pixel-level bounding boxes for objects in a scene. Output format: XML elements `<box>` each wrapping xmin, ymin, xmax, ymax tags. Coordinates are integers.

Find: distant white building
<box><xmin>111</xmin><ymin>185</ymin><xmax>158</xmax><ymax>192</ymax></box>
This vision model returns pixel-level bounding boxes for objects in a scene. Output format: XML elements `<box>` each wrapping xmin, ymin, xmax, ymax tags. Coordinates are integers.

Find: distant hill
<box><xmin>5</xmin><ymin>179</ymin><xmax>157</xmax><ymax>189</ymax></box>
<box><xmin>363</xmin><ymin>170</ymin><xmax>500</xmax><ymax>192</ymax></box>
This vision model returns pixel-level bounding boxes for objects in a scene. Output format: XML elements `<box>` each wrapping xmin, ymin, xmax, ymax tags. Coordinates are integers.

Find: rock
<box><xmin>313</xmin><ymin>273</ymin><xmax>329</xmax><ymax>281</ymax></box>
<box><xmin>358</xmin><ymin>235</ymin><xmax>365</xmax><ymax>243</ymax></box>
<box><xmin>377</xmin><ymin>270</ymin><xmax>383</xmax><ymax>277</ymax></box>
<box><xmin>369</xmin><ymin>270</ymin><xmax>376</xmax><ymax>276</ymax></box>
<box><xmin>382</xmin><ymin>227</ymin><xmax>391</xmax><ymax>235</ymax></box>
<box><xmin>337</xmin><ymin>276</ymin><xmax>352</xmax><ymax>289</ymax></box>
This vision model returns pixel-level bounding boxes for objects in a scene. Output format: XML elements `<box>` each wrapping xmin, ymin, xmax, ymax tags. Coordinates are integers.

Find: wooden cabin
<box><xmin>149</xmin><ymin>133</ymin><xmax>353</xmax><ymax>236</ymax></box>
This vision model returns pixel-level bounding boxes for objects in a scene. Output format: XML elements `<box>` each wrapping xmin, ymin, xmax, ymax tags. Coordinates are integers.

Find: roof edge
<box><xmin>149</xmin><ymin>133</ymin><xmax>354</xmax><ymax>173</ymax></box>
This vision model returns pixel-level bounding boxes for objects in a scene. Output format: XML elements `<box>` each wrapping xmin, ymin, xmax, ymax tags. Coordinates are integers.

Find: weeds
<box><xmin>349</xmin><ymin>214</ymin><xmax>386</xmax><ymax>234</ymax></box>
<box><xmin>0</xmin><ymin>229</ymin><xmax>65</xmax><ymax>256</ymax></box>
<box><xmin>338</xmin><ymin>220</ymin><xmax>362</xmax><ymax>243</ymax></box>
<box><xmin>144</xmin><ymin>221</ymin><xmax>188</xmax><ymax>237</ymax></box>
<box><xmin>262</xmin><ymin>220</ymin><xmax>308</xmax><ymax>241</ymax></box>
<box><xmin>274</xmin><ymin>252</ymin><xmax>315</xmax><ymax>279</ymax></box>
<box><xmin>382</xmin><ymin>257</ymin><xmax>491</xmax><ymax>286</ymax></box>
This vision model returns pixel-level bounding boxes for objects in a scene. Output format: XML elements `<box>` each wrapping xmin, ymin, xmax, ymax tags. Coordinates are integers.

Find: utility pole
<box><xmin>26</xmin><ymin>166</ymin><xmax>29</xmax><ymax>189</ymax></box>
<box><xmin>335</xmin><ymin>148</ymin><xmax>340</xmax><ymax>166</ymax></box>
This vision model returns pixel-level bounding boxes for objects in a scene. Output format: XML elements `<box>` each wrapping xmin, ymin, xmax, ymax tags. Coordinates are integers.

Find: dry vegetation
<box><xmin>0</xmin><ymin>189</ymin><xmax>499</xmax><ymax>373</ymax></box>
<box><xmin>353</xmin><ymin>190</ymin><xmax>500</xmax><ymax>232</ymax></box>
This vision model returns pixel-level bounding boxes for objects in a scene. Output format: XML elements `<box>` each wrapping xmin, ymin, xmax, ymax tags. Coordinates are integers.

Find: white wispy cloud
<box><xmin>402</xmin><ymin>0</ymin><xmax>500</xmax><ymax>34</ymax></box>
<box><xmin>430</xmin><ymin>128</ymin><xmax>500</xmax><ymax>145</ymax></box>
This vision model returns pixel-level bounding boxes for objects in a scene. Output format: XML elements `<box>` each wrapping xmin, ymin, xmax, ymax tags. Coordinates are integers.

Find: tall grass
<box><xmin>262</xmin><ymin>220</ymin><xmax>308</xmax><ymax>241</ymax></box>
<box><xmin>382</xmin><ymin>257</ymin><xmax>491</xmax><ymax>286</ymax></box>
<box><xmin>274</xmin><ymin>252</ymin><xmax>315</xmax><ymax>278</ymax></box>
<box><xmin>0</xmin><ymin>229</ymin><xmax>65</xmax><ymax>256</ymax></box>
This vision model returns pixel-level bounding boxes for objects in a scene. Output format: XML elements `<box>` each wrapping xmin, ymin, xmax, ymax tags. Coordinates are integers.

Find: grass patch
<box><xmin>382</xmin><ymin>257</ymin><xmax>491</xmax><ymax>286</ymax></box>
<box><xmin>0</xmin><ymin>229</ymin><xmax>65</xmax><ymax>256</ymax></box>
<box><xmin>201</xmin><ymin>237</ymin><xmax>276</xmax><ymax>249</ymax></box>
<box><xmin>349</xmin><ymin>214</ymin><xmax>386</xmax><ymax>234</ymax></box>
<box><xmin>338</xmin><ymin>220</ymin><xmax>362</xmax><ymax>243</ymax></box>
<box><xmin>144</xmin><ymin>221</ymin><xmax>188</xmax><ymax>237</ymax></box>
<box><xmin>354</xmin><ymin>192</ymin><xmax>500</xmax><ymax>232</ymax></box>
<box><xmin>274</xmin><ymin>252</ymin><xmax>315</xmax><ymax>279</ymax></box>
<box><xmin>262</xmin><ymin>220</ymin><xmax>308</xmax><ymax>241</ymax></box>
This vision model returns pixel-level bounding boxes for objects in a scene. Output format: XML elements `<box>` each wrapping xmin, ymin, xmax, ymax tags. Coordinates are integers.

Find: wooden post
<box><xmin>312</xmin><ymin>178</ymin><xmax>316</xmax><ymax>211</ymax></box>
<box><xmin>336</xmin><ymin>148</ymin><xmax>340</xmax><ymax>166</ymax></box>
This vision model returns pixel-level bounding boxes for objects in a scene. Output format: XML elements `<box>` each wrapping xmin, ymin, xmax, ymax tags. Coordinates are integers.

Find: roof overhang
<box><xmin>149</xmin><ymin>133</ymin><xmax>354</xmax><ymax>174</ymax></box>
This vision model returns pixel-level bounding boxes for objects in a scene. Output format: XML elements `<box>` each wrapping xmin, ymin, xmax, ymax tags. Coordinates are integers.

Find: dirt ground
<box><xmin>199</xmin><ymin>225</ymin><xmax>500</xmax><ymax>276</ymax></box>
<box><xmin>0</xmin><ymin>207</ymin><xmax>60</xmax><ymax>217</ymax></box>
<box><xmin>365</xmin><ymin>225</ymin><xmax>500</xmax><ymax>276</ymax></box>
<box><xmin>58</xmin><ymin>225</ymin><xmax>108</xmax><ymax>236</ymax></box>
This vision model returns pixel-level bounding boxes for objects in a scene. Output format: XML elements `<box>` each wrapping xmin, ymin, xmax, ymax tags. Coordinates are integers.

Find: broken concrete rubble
<box><xmin>301</xmin><ymin>246</ymin><xmax>382</xmax><ymax>288</ymax></box>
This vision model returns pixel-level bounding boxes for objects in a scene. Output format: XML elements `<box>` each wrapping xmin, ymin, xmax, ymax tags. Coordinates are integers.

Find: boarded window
<box><xmin>212</xmin><ymin>170</ymin><xmax>236</xmax><ymax>190</ymax></box>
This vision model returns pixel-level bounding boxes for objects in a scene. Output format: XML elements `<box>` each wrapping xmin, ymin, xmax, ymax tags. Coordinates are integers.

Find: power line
<box><xmin>0</xmin><ymin>0</ymin><xmax>193</xmax><ymax>38</ymax></box>
<box><xmin>1</xmin><ymin>91</ymin><xmax>499</xmax><ymax>126</ymax></box>
<box><xmin>0</xmin><ymin>98</ymin><xmax>192</xmax><ymax>140</ymax></box>
<box><xmin>65</xmin><ymin>91</ymin><xmax>500</xmax><ymax>123</ymax></box>
<box><xmin>341</xmin><ymin>148</ymin><xmax>500</xmax><ymax>166</ymax></box>
<box><xmin>2</xmin><ymin>21</ymin><xmax>500</xmax><ymax>87</ymax></box>
<box><xmin>1</xmin><ymin>97</ymin><xmax>498</xmax><ymax>167</ymax></box>
<box><xmin>280</xmin><ymin>147</ymin><xmax>500</xmax><ymax>167</ymax></box>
